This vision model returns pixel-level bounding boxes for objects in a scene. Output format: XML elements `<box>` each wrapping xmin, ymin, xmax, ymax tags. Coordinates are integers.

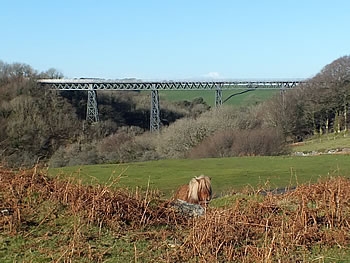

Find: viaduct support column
<box><xmin>215</xmin><ymin>84</ymin><xmax>223</xmax><ymax>107</ymax></box>
<box><xmin>86</xmin><ymin>84</ymin><xmax>99</xmax><ymax>123</ymax></box>
<box><xmin>150</xmin><ymin>84</ymin><xmax>160</xmax><ymax>132</ymax></box>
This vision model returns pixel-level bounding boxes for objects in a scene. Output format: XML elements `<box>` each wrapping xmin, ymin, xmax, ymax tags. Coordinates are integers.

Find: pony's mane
<box><xmin>187</xmin><ymin>175</ymin><xmax>212</xmax><ymax>203</ymax></box>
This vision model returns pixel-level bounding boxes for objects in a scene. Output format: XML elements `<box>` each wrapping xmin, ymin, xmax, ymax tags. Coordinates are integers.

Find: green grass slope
<box><xmin>292</xmin><ymin>132</ymin><xmax>350</xmax><ymax>153</ymax></box>
<box><xmin>50</xmin><ymin>154</ymin><xmax>350</xmax><ymax>198</ymax></box>
<box><xmin>158</xmin><ymin>89</ymin><xmax>278</xmax><ymax>106</ymax></box>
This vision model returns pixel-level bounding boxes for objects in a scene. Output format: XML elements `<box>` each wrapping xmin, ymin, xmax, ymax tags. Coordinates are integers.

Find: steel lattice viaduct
<box><xmin>37</xmin><ymin>79</ymin><xmax>303</xmax><ymax>132</ymax></box>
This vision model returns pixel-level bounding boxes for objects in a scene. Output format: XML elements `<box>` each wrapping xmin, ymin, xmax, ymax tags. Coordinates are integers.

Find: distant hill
<box><xmin>158</xmin><ymin>89</ymin><xmax>278</xmax><ymax>107</ymax></box>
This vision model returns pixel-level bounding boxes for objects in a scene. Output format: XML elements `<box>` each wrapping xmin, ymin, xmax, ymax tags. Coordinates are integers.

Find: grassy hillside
<box><xmin>158</xmin><ymin>89</ymin><xmax>278</xmax><ymax>106</ymax></box>
<box><xmin>292</xmin><ymin>132</ymin><xmax>350</xmax><ymax>153</ymax></box>
<box><xmin>50</xmin><ymin>154</ymin><xmax>350</xmax><ymax>198</ymax></box>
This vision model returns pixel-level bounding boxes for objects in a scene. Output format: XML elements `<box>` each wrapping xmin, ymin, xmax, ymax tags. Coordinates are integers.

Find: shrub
<box><xmin>146</xmin><ymin>103</ymin><xmax>291</xmax><ymax>161</ymax></box>
<box><xmin>49</xmin><ymin>142</ymin><xmax>100</xmax><ymax>167</ymax></box>
<box><xmin>96</xmin><ymin>126</ymin><xmax>152</xmax><ymax>163</ymax></box>
<box><xmin>3</xmin><ymin>151</ymin><xmax>40</xmax><ymax>168</ymax></box>
<box><xmin>156</xmin><ymin>117</ymin><xmax>211</xmax><ymax>158</ymax></box>
<box><xmin>231</xmin><ymin>128</ymin><xmax>289</xmax><ymax>156</ymax></box>
<box><xmin>189</xmin><ymin>128</ymin><xmax>289</xmax><ymax>158</ymax></box>
<box><xmin>155</xmin><ymin>106</ymin><xmax>241</xmax><ymax>158</ymax></box>
<box><xmin>50</xmin><ymin>126</ymin><xmax>159</xmax><ymax>167</ymax></box>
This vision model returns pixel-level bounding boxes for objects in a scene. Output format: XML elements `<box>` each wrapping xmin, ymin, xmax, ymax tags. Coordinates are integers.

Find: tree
<box><xmin>264</xmin><ymin>55</ymin><xmax>350</xmax><ymax>141</ymax></box>
<box><xmin>40</xmin><ymin>68</ymin><xmax>64</xmax><ymax>79</ymax></box>
<box><xmin>312</xmin><ymin>56</ymin><xmax>350</xmax><ymax>133</ymax></box>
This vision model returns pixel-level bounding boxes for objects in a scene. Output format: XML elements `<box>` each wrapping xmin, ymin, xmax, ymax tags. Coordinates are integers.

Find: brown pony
<box><xmin>174</xmin><ymin>175</ymin><xmax>212</xmax><ymax>206</ymax></box>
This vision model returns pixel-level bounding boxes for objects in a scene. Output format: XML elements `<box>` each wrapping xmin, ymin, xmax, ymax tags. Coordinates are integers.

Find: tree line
<box><xmin>0</xmin><ymin>56</ymin><xmax>349</xmax><ymax>167</ymax></box>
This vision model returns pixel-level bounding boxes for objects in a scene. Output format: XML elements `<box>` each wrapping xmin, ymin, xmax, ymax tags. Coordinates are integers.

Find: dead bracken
<box><xmin>1</xmin><ymin>167</ymin><xmax>349</xmax><ymax>262</ymax></box>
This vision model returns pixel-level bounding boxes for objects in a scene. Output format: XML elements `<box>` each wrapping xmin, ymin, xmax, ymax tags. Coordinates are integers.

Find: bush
<box><xmin>95</xmin><ymin>126</ymin><xmax>156</xmax><ymax>163</ymax></box>
<box><xmin>50</xmin><ymin>126</ymin><xmax>159</xmax><ymax>167</ymax></box>
<box><xmin>156</xmin><ymin>117</ymin><xmax>211</xmax><ymax>158</ymax></box>
<box><xmin>156</xmin><ymin>105</ymin><xmax>276</xmax><ymax>159</ymax></box>
<box><xmin>189</xmin><ymin>128</ymin><xmax>289</xmax><ymax>158</ymax></box>
<box><xmin>49</xmin><ymin>142</ymin><xmax>99</xmax><ymax>168</ymax></box>
<box><xmin>2</xmin><ymin>151</ymin><xmax>40</xmax><ymax>168</ymax></box>
<box><xmin>231</xmin><ymin>128</ymin><xmax>289</xmax><ymax>156</ymax></box>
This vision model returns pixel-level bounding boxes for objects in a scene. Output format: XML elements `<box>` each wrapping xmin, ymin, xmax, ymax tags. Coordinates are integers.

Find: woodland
<box><xmin>0</xmin><ymin>56</ymin><xmax>350</xmax><ymax>168</ymax></box>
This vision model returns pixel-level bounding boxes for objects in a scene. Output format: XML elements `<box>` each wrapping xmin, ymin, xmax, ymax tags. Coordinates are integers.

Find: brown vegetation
<box><xmin>189</xmin><ymin>127</ymin><xmax>288</xmax><ymax>158</ymax></box>
<box><xmin>1</xmin><ymin>167</ymin><xmax>349</xmax><ymax>262</ymax></box>
<box><xmin>0</xmin><ymin>167</ymin><xmax>181</xmax><ymax>233</ymax></box>
<box><xmin>2</xmin><ymin>57</ymin><xmax>350</xmax><ymax>167</ymax></box>
<box><xmin>175</xmin><ymin>178</ymin><xmax>350</xmax><ymax>262</ymax></box>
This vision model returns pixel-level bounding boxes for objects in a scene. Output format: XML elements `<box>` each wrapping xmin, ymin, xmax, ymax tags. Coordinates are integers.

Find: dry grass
<box><xmin>173</xmin><ymin>176</ymin><xmax>350</xmax><ymax>262</ymax></box>
<box><xmin>0</xmin><ymin>167</ymin><xmax>185</xmax><ymax>233</ymax></box>
<box><xmin>1</xmin><ymin>166</ymin><xmax>349</xmax><ymax>262</ymax></box>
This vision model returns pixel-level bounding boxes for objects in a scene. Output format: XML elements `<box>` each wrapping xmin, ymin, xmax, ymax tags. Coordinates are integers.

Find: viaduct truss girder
<box><xmin>37</xmin><ymin>79</ymin><xmax>301</xmax><ymax>91</ymax></box>
<box><xmin>37</xmin><ymin>79</ymin><xmax>303</xmax><ymax>131</ymax></box>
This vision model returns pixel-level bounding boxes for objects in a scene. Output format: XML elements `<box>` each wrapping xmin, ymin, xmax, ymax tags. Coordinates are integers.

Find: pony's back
<box><xmin>174</xmin><ymin>184</ymin><xmax>189</xmax><ymax>202</ymax></box>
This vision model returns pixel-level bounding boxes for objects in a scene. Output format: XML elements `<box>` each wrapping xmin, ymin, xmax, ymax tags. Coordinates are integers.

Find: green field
<box><xmin>158</xmin><ymin>89</ymin><xmax>278</xmax><ymax>106</ymax></box>
<box><xmin>4</xmin><ymin>153</ymin><xmax>350</xmax><ymax>262</ymax></box>
<box><xmin>50</xmin><ymin>154</ymin><xmax>350</xmax><ymax>198</ymax></box>
<box><xmin>292</xmin><ymin>132</ymin><xmax>350</xmax><ymax>153</ymax></box>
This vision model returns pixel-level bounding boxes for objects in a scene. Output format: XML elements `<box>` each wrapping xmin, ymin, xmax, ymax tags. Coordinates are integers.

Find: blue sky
<box><xmin>1</xmin><ymin>0</ymin><xmax>349</xmax><ymax>80</ymax></box>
